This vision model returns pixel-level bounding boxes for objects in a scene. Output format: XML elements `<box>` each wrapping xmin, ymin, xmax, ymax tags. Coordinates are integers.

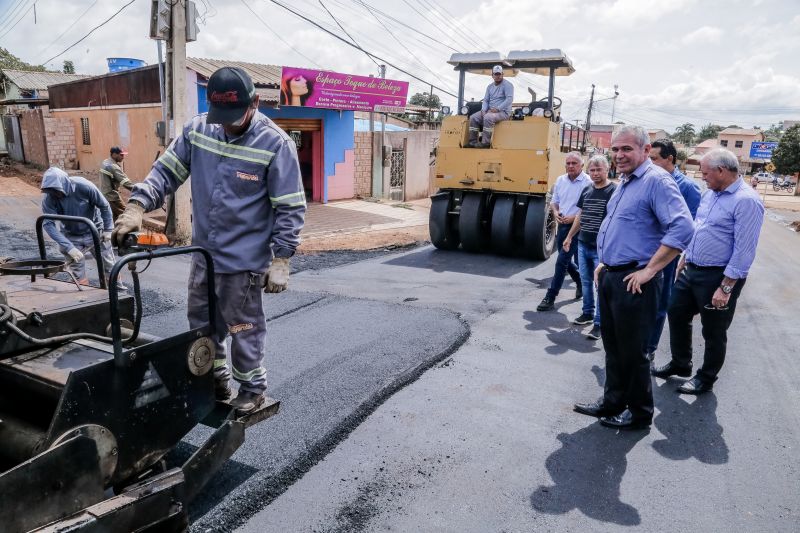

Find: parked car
<box><xmin>752</xmin><ymin>171</ymin><xmax>775</xmax><ymax>183</ymax></box>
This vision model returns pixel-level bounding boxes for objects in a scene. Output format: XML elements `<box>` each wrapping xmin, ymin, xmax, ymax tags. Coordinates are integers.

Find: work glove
<box><xmin>67</xmin><ymin>247</ymin><xmax>84</xmax><ymax>264</ymax></box>
<box><xmin>102</xmin><ymin>231</ymin><xmax>112</xmax><ymax>244</ymax></box>
<box><xmin>112</xmin><ymin>202</ymin><xmax>145</xmax><ymax>247</ymax></box>
<box><xmin>264</xmin><ymin>257</ymin><xmax>290</xmax><ymax>293</ymax></box>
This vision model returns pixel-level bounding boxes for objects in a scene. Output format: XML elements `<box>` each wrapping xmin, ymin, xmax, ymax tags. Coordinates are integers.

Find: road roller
<box><xmin>430</xmin><ymin>49</ymin><xmax>585</xmax><ymax>259</ymax></box>
<box><xmin>0</xmin><ymin>215</ymin><xmax>278</xmax><ymax>532</ymax></box>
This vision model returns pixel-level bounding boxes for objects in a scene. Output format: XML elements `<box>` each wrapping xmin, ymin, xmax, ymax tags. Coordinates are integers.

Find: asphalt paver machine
<box><xmin>0</xmin><ymin>215</ymin><xmax>278</xmax><ymax>532</ymax></box>
<box><xmin>430</xmin><ymin>49</ymin><xmax>584</xmax><ymax>259</ymax></box>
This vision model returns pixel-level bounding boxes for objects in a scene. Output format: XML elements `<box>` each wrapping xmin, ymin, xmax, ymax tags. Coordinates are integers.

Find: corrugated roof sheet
<box><xmin>186</xmin><ymin>57</ymin><xmax>281</xmax><ymax>87</ymax></box>
<box><xmin>1</xmin><ymin>69</ymin><xmax>90</xmax><ymax>90</ymax></box>
<box><xmin>720</xmin><ymin>127</ymin><xmax>762</xmax><ymax>136</ymax></box>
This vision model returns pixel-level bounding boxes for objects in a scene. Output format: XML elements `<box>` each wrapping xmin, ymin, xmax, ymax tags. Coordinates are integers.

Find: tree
<box><xmin>62</xmin><ymin>60</ymin><xmax>75</xmax><ymax>74</ymax></box>
<box><xmin>696</xmin><ymin>123</ymin><xmax>724</xmax><ymax>143</ymax></box>
<box><xmin>673</xmin><ymin>123</ymin><xmax>695</xmax><ymax>145</ymax></box>
<box><xmin>409</xmin><ymin>92</ymin><xmax>441</xmax><ymax>110</ymax></box>
<box><xmin>771</xmin><ymin>124</ymin><xmax>800</xmax><ymax>190</ymax></box>
<box><xmin>763</xmin><ymin>123</ymin><xmax>783</xmax><ymax>142</ymax></box>
<box><xmin>0</xmin><ymin>47</ymin><xmax>47</xmax><ymax>71</ymax></box>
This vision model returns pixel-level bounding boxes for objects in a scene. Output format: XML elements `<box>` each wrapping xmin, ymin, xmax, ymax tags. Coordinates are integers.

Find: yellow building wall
<box><xmin>52</xmin><ymin>105</ymin><xmax>162</xmax><ymax>182</ymax></box>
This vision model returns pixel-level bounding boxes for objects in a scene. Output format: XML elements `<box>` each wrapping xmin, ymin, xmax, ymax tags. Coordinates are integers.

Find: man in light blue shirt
<box><xmin>574</xmin><ymin>126</ymin><xmax>693</xmax><ymax>430</ymax></box>
<box><xmin>652</xmin><ymin>148</ymin><xmax>764</xmax><ymax>394</ymax></box>
<box><xmin>645</xmin><ymin>138</ymin><xmax>702</xmax><ymax>360</ymax></box>
<box><xmin>468</xmin><ymin>65</ymin><xmax>513</xmax><ymax>148</ymax></box>
<box><xmin>536</xmin><ymin>152</ymin><xmax>590</xmax><ymax>311</ymax></box>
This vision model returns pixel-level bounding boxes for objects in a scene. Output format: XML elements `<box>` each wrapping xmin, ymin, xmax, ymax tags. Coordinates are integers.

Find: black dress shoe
<box><xmin>573</xmin><ymin>400</ymin><xmax>621</xmax><ymax>418</ymax></box>
<box><xmin>651</xmin><ymin>361</ymin><xmax>692</xmax><ymax>378</ymax></box>
<box><xmin>600</xmin><ymin>409</ymin><xmax>651</xmax><ymax>430</ymax></box>
<box><xmin>677</xmin><ymin>377</ymin><xmax>713</xmax><ymax>395</ymax></box>
<box><xmin>537</xmin><ymin>296</ymin><xmax>555</xmax><ymax>311</ymax></box>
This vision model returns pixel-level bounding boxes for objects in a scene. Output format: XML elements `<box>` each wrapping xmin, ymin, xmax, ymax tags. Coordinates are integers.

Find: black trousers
<box><xmin>599</xmin><ymin>267</ymin><xmax>662</xmax><ymax>421</ymax></box>
<box><xmin>546</xmin><ymin>224</ymin><xmax>581</xmax><ymax>299</ymax></box>
<box><xmin>668</xmin><ymin>265</ymin><xmax>745</xmax><ymax>384</ymax></box>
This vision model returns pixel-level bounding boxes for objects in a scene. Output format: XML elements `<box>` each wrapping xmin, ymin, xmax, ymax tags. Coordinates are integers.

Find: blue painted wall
<box><xmin>260</xmin><ymin>106</ymin><xmax>354</xmax><ymax>203</ymax></box>
<box><xmin>197</xmin><ymin>84</ymin><xmax>208</xmax><ymax>114</ymax></box>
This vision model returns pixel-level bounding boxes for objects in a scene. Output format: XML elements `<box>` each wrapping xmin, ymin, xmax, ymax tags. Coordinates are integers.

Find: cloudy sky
<box><xmin>1</xmin><ymin>0</ymin><xmax>798</xmax><ymax>132</ymax></box>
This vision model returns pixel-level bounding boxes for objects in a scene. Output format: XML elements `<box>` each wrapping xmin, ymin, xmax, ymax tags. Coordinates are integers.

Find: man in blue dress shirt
<box><xmin>652</xmin><ymin>148</ymin><xmax>764</xmax><ymax>394</ymax></box>
<box><xmin>573</xmin><ymin>125</ymin><xmax>694</xmax><ymax>430</ymax></box>
<box><xmin>645</xmin><ymin>138</ymin><xmax>701</xmax><ymax>361</ymax></box>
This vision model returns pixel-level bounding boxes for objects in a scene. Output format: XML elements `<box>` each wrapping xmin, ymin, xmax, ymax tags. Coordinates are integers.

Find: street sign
<box><xmin>749</xmin><ymin>141</ymin><xmax>778</xmax><ymax>159</ymax></box>
<box><xmin>766</xmin><ymin>162</ymin><xmax>776</xmax><ymax>172</ymax></box>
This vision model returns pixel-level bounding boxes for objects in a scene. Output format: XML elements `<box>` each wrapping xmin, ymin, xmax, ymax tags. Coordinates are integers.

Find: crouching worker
<box><xmin>112</xmin><ymin>67</ymin><xmax>306</xmax><ymax>415</ymax></box>
<box><xmin>40</xmin><ymin>167</ymin><xmax>119</xmax><ymax>287</ymax></box>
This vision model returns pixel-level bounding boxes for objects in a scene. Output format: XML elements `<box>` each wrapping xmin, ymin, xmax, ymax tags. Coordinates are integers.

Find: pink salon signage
<box><xmin>279</xmin><ymin>66</ymin><xmax>409</xmax><ymax>113</ymax></box>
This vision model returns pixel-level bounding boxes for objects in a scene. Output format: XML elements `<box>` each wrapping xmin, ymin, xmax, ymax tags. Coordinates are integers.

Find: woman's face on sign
<box><xmin>290</xmin><ymin>75</ymin><xmax>309</xmax><ymax>96</ymax></box>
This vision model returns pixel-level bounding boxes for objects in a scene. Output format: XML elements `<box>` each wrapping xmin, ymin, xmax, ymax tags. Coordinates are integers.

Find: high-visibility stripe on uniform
<box><xmin>156</xmin><ymin>150</ymin><xmax>189</xmax><ymax>184</ymax></box>
<box><xmin>213</xmin><ymin>358</ymin><xmax>227</xmax><ymax>367</ymax></box>
<box><xmin>232</xmin><ymin>365</ymin><xmax>267</xmax><ymax>382</ymax></box>
<box><xmin>188</xmin><ymin>130</ymin><xmax>275</xmax><ymax>166</ymax></box>
<box><xmin>270</xmin><ymin>191</ymin><xmax>306</xmax><ymax>208</ymax></box>
<box><xmin>100</xmin><ymin>169</ymin><xmax>113</xmax><ymax>177</ymax></box>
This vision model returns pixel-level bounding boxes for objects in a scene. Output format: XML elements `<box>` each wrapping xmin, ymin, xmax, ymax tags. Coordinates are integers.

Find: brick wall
<box><xmin>18</xmin><ymin>109</ymin><xmax>49</xmax><ymax>168</ymax></box>
<box><xmin>354</xmin><ymin>131</ymin><xmax>373</xmax><ymax>198</ymax></box>
<box><xmin>44</xmin><ymin>113</ymin><xmax>78</xmax><ymax>170</ymax></box>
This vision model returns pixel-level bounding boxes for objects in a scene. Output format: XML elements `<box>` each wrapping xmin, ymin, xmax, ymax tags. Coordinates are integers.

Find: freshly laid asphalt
<box><xmin>2</xmin><ymin>194</ymin><xmax>799</xmax><ymax>532</ymax></box>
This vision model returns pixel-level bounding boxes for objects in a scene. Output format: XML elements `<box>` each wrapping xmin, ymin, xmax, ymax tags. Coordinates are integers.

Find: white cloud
<box><xmin>682</xmin><ymin>26</ymin><xmax>724</xmax><ymax>46</ymax></box>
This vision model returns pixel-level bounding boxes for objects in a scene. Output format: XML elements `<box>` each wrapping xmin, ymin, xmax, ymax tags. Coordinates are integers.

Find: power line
<box><xmin>267</xmin><ymin>0</ymin><xmax>458</xmax><ymax>97</ymax></box>
<box><xmin>42</xmin><ymin>0</ymin><xmax>137</xmax><ymax>66</ymax></box>
<box><xmin>318</xmin><ymin>0</ymin><xmax>380</xmax><ymax>68</ymax></box>
<box><xmin>240</xmin><ymin>0</ymin><xmax>323</xmax><ymax>68</ymax></box>
<box><xmin>355</xmin><ymin>0</ymin><xmax>448</xmax><ymax>86</ymax></box>
<box><xmin>0</xmin><ymin>0</ymin><xmax>35</xmax><ymax>41</ymax></box>
<box><xmin>34</xmin><ymin>0</ymin><xmax>99</xmax><ymax>61</ymax></box>
<box><xmin>0</xmin><ymin>0</ymin><xmax>28</xmax><ymax>31</ymax></box>
<box><xmin>401</xmin><ymin>0</ymin><xmax>469</xmax><ymax>52</ymax></box>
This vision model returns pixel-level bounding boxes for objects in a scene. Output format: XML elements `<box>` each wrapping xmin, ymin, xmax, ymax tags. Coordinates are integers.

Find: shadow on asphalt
<box><xmin>522</xmin><ymin>309</ymin><xmax>601</xmax><ymax>356</ymax></box>
<box><xmin>530</xmin><ymin>424</ymin><xmax>648</xmax><ymax>526</ymax></box>
<box><xmin>383</xmin><ymin>248</ymin><xmax>534</xmax><ymax>278</ymax></box>
<box><xmin>651</xmin><ymin>378</ymin><xmax>729</xmax><ymax>464</ymax></box>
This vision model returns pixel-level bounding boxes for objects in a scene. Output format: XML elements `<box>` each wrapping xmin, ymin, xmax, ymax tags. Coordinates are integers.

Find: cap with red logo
<box><xmin>206</xmin><ymin>67</ymin><xmax>256</xmax><ymax>125</ymax></box>
<box><xmin>110</xmin><ymin>146</ymin><xmax>128</xmax><ymax>155</ymax></box>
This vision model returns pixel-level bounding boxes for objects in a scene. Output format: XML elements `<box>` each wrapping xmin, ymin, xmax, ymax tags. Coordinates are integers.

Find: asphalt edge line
<box><xmin>190</xmin><ymin>311</ymin><xmax>471</xmax><ymax>533</ymax></box>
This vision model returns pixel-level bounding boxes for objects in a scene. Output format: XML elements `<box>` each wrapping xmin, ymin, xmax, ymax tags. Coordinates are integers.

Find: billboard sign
<box><xmin>279</xmin><ymin>67</ymin><xmax>409</xmax><ymax>112</ymax></box>
<box><xmin>749</xmin><ymin>141</ymin><xmax>778</xmax><ymax>159</ymax></box>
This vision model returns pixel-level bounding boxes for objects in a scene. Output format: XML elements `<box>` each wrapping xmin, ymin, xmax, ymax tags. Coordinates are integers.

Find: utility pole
<box><xmin>371</xmin><ymin>64</ymin><xmax>386</xmax><ymax>199</ymax></box>
<box><xmin>611</xmin><ymin>84</ymin><xmax>619</xmax><ymax>123</ymax></box>
<box><xmin>583</xmin><ymin>84</ymin><xmax>595</xmax><ymax>152</ymax></box>
<box><xmin>165</xmin><ymin>0</ymin><xmax>192</xmax><ymax>244</ymax></box>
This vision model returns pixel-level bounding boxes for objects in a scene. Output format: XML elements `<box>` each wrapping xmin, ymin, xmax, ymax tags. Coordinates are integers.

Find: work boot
<box><xmin>537</xmin><ymin>296</ymin><xmax>555</xmax><ymax>312</ymax></box>
<box><xmin>231</xmin><ymin>390</ymin><xmax>265</xmax><ymax>415</ymax></box>
<box><xmin>468</xmin><ymin>128</ymin><xmax>479</xmax><ymax>147</ymax></box>
<box><xmin>215</xmin><ymin>378</ymin><xmax>232</xmax><ymax>401</ymax></box>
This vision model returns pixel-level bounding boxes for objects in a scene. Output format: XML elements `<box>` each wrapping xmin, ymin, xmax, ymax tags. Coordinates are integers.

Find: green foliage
<box><xmin>0</xmin><ymin>47</ymin><xmax>46</xmax><ymax>71</ymax></box>
<box><xmin>673</xmin><ymin>123</ymin><xmax>695</xmax><ymax>145</ymax></box>
<box><xmin>771</xmin><ymin>124</ymin><xmax>800</xmax><ymax>176</ymax></box>
<box><xmin>676</xmin><ymin>149</ymin><xmax>688</xmax><ymax>162</ymax></box>
<box><xmin>763</xmin><ymin>123</ymin><xmax>783</xmax><ymax>142</ymax></box>
<box><xmin>62</xmin><ymin>60</ymin><xmax>75</xmax><ymax>74</ymax></box>
<box><xmin>696</xmin><ymin>123</ymin><xmax>724</xmax><ymax>143</ymax></box>
<box><xmin>409</xmin><ymin>92</ymin><xmax>441</xmax><ymax>109</ymax></box>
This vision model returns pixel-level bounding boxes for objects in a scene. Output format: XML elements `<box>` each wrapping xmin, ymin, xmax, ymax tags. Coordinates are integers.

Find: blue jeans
<box><xmin>546</xmin><ymin>224</ymin><xmax>580</xmax><ymax>299</ymax></box>
<box><xmin>646</xmin><ymin>256</ymin><xmax>678</xmax><ymax>353</ymax></box>
<box><xmin>578</xmin><ymin>242</ymin><xmax>601</xmax><ymax>325</ymax></box>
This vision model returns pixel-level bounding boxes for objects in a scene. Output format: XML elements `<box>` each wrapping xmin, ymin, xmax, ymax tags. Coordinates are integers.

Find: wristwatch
<box><xmin>720</xmin><ymin>284</ymin><xmax>733</xmax><ymax>295</ymax></box>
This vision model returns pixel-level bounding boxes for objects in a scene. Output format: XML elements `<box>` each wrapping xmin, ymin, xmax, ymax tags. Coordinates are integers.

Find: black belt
<box><xmin>687</xmin><ymin>262</ymin><xmax>725</xmax><ymax>271</ymax></box>
<box><xmin>604</xmin><ymin>261</ymin><xmax>640</xmax><ymax>273</ymax></box>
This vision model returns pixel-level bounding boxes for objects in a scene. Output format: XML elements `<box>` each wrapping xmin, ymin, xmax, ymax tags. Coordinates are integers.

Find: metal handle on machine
<box><xmin>36</xmin><ymin>215</ymin><xmax>106</xmax><ymax>289</ymax></box>
<box><xmin>108</xmin><ymin>246</ymin><xmax>216</xmax><ymax>368</ymax></box>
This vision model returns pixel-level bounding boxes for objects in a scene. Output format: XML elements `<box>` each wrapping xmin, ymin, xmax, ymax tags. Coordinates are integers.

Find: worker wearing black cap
<box><xmin>100</xmin><ymin>146</ymin><xmax>134</xmax><ymax>220</ymax></box>
<box><xmin>112</xmin><ymin>67</ymin><xmax>306</xmax><ymax>415</ymax></box>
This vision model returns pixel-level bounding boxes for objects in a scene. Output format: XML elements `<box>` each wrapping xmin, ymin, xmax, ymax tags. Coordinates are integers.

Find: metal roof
<box><xmin>447</xmin><ymin>49</ymin><xmax>574</xmax><ymax>77</ymax></box>
<box><xmin>0</xmin><ymin>69</ymin><xmax>90</xmax><ymax>90</ymax></box>
<box><xmin>186</xmin><ymin>57</ymin><xmax>281</xmax><ymax>87</ymax></box>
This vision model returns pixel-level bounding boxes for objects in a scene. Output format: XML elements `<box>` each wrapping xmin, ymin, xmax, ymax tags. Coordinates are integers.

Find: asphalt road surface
<box><xmin>240</xmin><ymin>217</ymin><xmax>800</xmax><ymax>533</ymax></box>
<box><xmin>2</xmin><ymin>197</ymin><xmax>798</xmax><ymax>532</ymax></box>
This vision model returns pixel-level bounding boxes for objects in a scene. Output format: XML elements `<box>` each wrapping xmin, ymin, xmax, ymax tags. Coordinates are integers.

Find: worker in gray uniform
<box><xmin>100</xmin><ymin>146</ymin><xmax>135</xmax><ymax>220</ymax></box>
<box><xmin>112</xmin><ymin>67</ymin><xmax>307</xmax><ymax>414</ymax></box>
<box><xmin>40</xmin><ymin>167</ymin><xmax>118</xmax><ymax>286</ymax></box>
<box><xmin>468</xmin><ymin>64</ymin><xmax>514</xmax><ymax>148</ymax></box>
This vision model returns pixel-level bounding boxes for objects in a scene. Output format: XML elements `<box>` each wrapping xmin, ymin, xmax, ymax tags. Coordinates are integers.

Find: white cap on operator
<box><xmin>492</xmin><ymin>65</ymin><xmax>503</xmax><ymax>74</ymax></box>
